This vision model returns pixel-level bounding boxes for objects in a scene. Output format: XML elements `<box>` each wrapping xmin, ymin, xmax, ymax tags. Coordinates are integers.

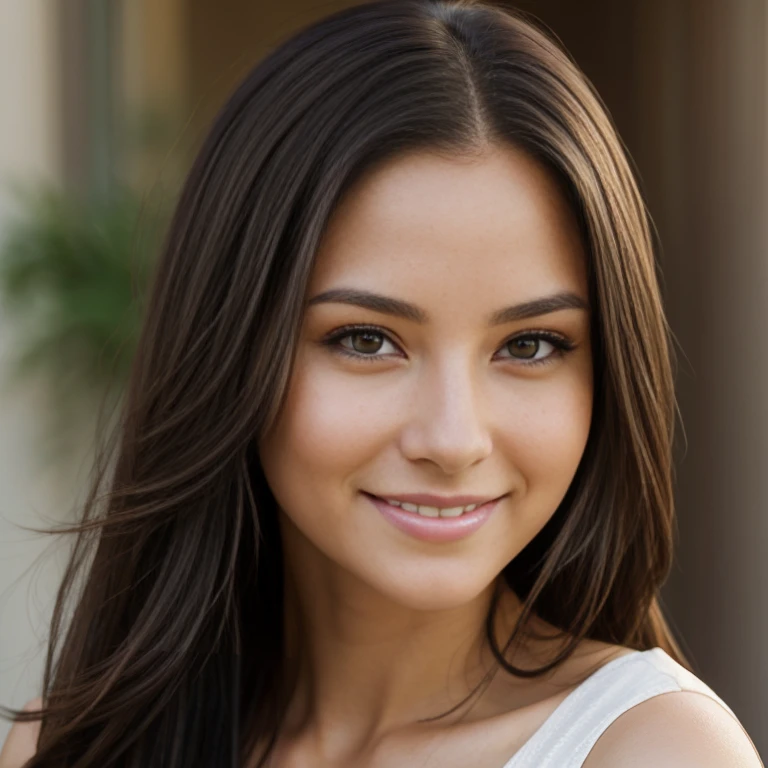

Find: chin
<box><xmin>354</xmin><ymin>558</ymin><xmax>501</xmax><ymax>613</ymax></box>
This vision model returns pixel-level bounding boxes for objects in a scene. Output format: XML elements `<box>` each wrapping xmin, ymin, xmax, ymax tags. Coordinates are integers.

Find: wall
<box><xmin>633</xmin><ymin>0</ymin><xmax>768</xmax><ymax>751</ymax></box>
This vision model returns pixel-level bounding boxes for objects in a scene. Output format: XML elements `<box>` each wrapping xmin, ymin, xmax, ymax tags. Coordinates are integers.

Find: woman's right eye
<box><xmin>324</xmin><ymin>326</ymin><xmax>402</xmax><ymax>361</ymax></box>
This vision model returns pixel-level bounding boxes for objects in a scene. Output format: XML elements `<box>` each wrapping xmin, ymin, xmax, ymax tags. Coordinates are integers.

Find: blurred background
<box><xmin>0</xmin><ymin>0</ymin><xmax>765</xmax><ymax>754</ymax></box>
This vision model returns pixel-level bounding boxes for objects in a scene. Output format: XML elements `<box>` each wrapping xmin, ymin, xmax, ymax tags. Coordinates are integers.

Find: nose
<box><xmin>399</xmin><ymin>356</ymin><xmax>493</xmax><ymax>475</ymax></box>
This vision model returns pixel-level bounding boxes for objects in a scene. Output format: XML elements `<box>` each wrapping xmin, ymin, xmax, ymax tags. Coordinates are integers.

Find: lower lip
<box><xmin>364</xmin><ymin>492</ymin><xmax>503</xmax><ymax>543</ymax></box>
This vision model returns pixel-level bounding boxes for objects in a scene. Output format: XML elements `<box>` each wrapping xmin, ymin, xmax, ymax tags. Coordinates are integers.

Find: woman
<box><xmin>0</xmin><ymin>0</ymin><xmax>762</xmax><ymax>766</ymax></box>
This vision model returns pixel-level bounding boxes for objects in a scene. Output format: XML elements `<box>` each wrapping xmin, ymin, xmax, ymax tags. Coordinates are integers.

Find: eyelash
<box><xmin>321</xmin><ymin>324</ymin><xmax>577</xmax><ymax>368</ymax></box>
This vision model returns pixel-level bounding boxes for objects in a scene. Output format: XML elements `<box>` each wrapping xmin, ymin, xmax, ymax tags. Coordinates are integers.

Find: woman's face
<box><xmin>259</xmin><ymin>144</ymin><xmax>593</xmax><ymax>611</ymax></box>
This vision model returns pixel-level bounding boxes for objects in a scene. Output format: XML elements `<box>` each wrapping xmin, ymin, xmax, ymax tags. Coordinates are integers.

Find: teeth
<box><xmin>384</xmin><ymin>499</ymin><xmax>482</xmax><ymax>517</ymax></box>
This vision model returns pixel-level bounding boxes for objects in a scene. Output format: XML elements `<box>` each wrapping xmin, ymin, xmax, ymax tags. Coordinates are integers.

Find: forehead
<box><xmin>309</xmin><ymin>144</ymin><xmax>587</xmax><ymax>300</ymax></box>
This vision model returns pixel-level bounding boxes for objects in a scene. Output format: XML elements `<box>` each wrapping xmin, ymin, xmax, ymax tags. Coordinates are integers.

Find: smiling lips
<box><xmin>363</xmin><ymin>491</ymin><xmax>505</xmax><ymax>543</ymax></box>
<box><xmin>369</xmin><ymin>491</ymin><xmax>500</xmax><ymax>512</ymax></box>
<box><xmin>377</xmin><ymin>497</ymin><xmax>481</xmax><ymax>518</ymax></box>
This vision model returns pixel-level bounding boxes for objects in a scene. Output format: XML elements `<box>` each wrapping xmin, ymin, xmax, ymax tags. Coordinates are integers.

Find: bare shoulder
<box><xmin>0</xmin><ymin>698</ymin><xmax>43</xmax><ymax>768</ymax></box>
<box><xmin>582</xmin><ymin>690</ymin><xmax>763</xmax><ymax>768</ymax></box>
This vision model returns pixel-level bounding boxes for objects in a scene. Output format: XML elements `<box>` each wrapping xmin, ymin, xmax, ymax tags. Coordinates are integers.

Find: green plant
<box><xmin>0</xmin><ymin>184</ymin><xmax>167</xmax><ymax>458</ymax></box>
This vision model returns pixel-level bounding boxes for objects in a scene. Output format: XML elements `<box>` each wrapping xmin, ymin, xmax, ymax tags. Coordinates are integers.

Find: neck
<box><xmin>277</xmin><ymin>516</ymin><xmax>529</xmax><ymax>752</ymax></box>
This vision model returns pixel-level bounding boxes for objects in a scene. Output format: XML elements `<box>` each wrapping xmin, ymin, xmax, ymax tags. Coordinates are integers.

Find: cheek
<box><xmin>496</xmin><ymin>372</ymin><xmax>593</xmax><ymax>499</ymax></box>
<box><xmin>258</xmin><ymin>354</ymin><xmax>394</xmax><ymax>510</ymax></box>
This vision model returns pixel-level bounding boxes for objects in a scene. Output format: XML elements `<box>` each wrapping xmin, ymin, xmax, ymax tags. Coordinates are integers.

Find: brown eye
<box><xmin>325</xmin><ymin>326</ymin><xmax>401</xmax><ymax>360</ymax></box>
<box><xmin>348</xmin><ymin>331</ymin><xmax>385</xmax><ymax>355</ymax></box>
<box><xmin>506</xmin><ymin>338</ymin><xmax>540</xmax><ymax>359</ymax></box>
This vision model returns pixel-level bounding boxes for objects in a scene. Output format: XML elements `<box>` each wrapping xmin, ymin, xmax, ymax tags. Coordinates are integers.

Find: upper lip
<box><xmin>365</xmin><ymin>491</ymin><xmax>505</xmax><ymax>507</ymax></box>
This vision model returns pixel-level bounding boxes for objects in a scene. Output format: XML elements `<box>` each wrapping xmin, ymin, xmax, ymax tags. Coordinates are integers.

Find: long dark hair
<box><xmin>4</xmin><ymin>1</ymin><xmax>685</xmax><ymax>765</ymax></box>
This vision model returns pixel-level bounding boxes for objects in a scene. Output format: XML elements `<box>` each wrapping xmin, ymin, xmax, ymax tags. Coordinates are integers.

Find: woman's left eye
<box><xmin>322</xmin><ymin>326</ymin><xmax>575</xmax><ymax>366</ymax></box>
<box><xmin>494</xmin><ymin>331</ymin><xmax>576</xmax><ymax>366</ymax></box>
<box><xmin>497</xmin><ymin>335</ymin><xmax>564</xmax><ymax>363</ymax></box>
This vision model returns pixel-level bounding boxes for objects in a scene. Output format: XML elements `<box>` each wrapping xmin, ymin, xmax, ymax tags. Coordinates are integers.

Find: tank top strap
<box><xmin>501</xmin><ymin>647</ymin><xmax>736</xmax><ymax>768</ymax></box>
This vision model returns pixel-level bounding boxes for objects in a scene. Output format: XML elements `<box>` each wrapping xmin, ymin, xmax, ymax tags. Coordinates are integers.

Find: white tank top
<box><xmin>500</xmin><ymin>646</ymin><xmax>740</xmax><ymax>767</ymax></box>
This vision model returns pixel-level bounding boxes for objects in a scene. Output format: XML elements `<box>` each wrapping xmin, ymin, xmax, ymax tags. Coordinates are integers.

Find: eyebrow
<box><xmin>305</xmin><ymin>288</ymin><xmax>589</xmax><ymax>325</ymax></box>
